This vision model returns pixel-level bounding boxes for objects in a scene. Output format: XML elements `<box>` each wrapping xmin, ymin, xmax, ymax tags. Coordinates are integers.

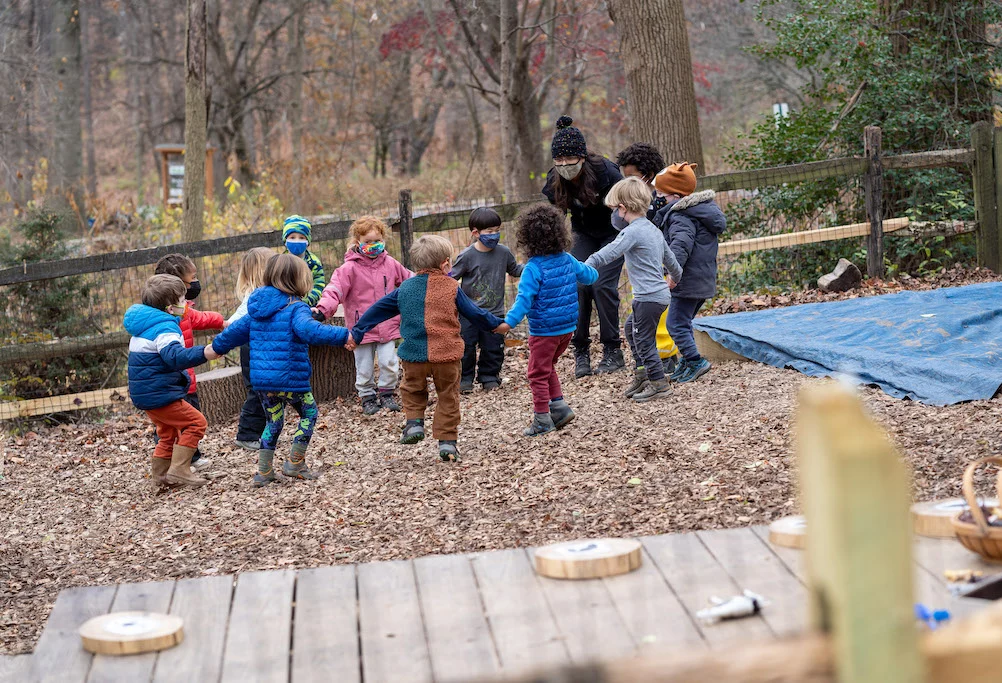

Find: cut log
<box><xmin>194</xmin><ymin>366</ymin><xmax>244</xmax><ymax>426</ymax></box>
<box><xmin>308</xmin><ymin>343</ymin><xmax>357</xmax><ymax>402</ymax></box>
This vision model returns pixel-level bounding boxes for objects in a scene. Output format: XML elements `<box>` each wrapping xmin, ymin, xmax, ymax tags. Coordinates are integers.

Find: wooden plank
<box><xmin>357</xmin><ymin>560</ymin><xmax>432</xmax><ymax>683</ymax></box>
<box><xmin>913</xmin><ymin>535</ymin><xmax>1002</xmax><ymax>581</ymax></box>
<box><xmin>694</xmin><ymin>329</ymin><xmax>747</xmax><ymax>363</ymax></box>
<box><xmin>219</xmin><ymin>571</ymin><xmax>295</xmax><ymax>683</ymax></box>
<box><xmin>0</xmin><ymin>655</ymin><xmax>32</xmax><ymax>681</ymax></box>
<box><xmin>698</xmin><ymin>528</ymin><xmax>807</xmax><ymax>638</ymax></box>
<box><xmin>413</xmin><ymin>554</ymin><xmax>501</xmax><ymax>680</ymax></box>
<box><xmin>471</xmin><ymin>548</ymin><xmax>569</xmax><ymax>674</ymax></box>
<box><xmin>698</xmin><ymin>158</ymin><xmax>868</xmax><ymax>192</ymax></box>
<box><xmin>972</xmin><ymin>121</ymin><xmax>998</xmax><ymax>271</ymax></box>
<box><xmin>528</xmin><ymin>548</ymin><xmax>636</xmax><ymax>662</ymax></box>
<box><xmin>0</xmin><ymin>386</ymin><xmax>130</xmax><ymax>421</ymax></box>
<box><xmin>882</xmin><ymin>148</ymin><xmax>974</xmax><ymax>170</ymax></box>
<box><xmin>864</xmin><ymin>126</ymin><xmax>884</xmax><ymax>278</ymax></box>
<box><xmin>641</xmin><ymin>533</ymin><xmax>774</xmax><ymax>648</ymax></box>
<box><xmin>893</xmin><ymin>219</ymin><xmax>977</xmax><ymax>240</ymax></box>
<box><xmin>29</xmin><ymin>585</ymin><xmax>117</xmax><ymax>683</ymax></box>
<box><xmin>751</xmin><ymin>525</ymin><xmax>808</xmax><ymax>585</ymax></box>
<box><xmin>86</xmin><ymin>581</ymin><xmax>175</xmax><ymax>683</ymax></box>
<box><xmin>0</xmin><ymin>331</ymin><xmax>130</xmax><ymax>365</ymax></box>
<box><xmin>153</xmin><ymin>575</ymin><xmax>233</xmax><ymax>683</ymax></box>
<box><xmin>291</xmin><ymin>566</ymin><xmax>360</xmax><ymax>683</ymax></box>
<box><xmin>600</xmin><ymin>546</ymin><xmax>706</xmax><ymax>655</ymax></box>
<box><xmin>717</xmin><ymin>218</ymin><xmax>909</xmax><ymax>257</ymax></box>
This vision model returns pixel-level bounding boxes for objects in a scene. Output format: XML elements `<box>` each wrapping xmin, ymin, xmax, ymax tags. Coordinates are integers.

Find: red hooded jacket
<box><xmin>180</xmin><ymin>303</ymin><xmax>224</xmax><ymax>393</ymax></box>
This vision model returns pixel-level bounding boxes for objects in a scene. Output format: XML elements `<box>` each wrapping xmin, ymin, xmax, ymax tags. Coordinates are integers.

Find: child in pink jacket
<box><xmin>313</xmin><ymin>216</ymin><xmax>412</xmax><ymax>415</ymax></box>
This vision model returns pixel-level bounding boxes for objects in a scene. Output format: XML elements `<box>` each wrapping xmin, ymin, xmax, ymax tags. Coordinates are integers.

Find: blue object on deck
<box><xmin>693</xmin><ymin>282</ymin><xmax>1002</xmax><ymax>405</ymax></box>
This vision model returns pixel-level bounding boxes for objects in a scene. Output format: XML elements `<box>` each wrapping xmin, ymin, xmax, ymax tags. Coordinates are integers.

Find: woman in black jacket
<box><xmin>541</xmin><ymin>116</ymin><xmax>625</xmax><ymax>377</ymax></box>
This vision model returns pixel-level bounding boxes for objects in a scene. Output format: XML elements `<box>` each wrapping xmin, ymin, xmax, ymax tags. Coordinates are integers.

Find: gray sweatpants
<box><xmin>354</xmin><ymin>341</ymin><xmax>400</xmax><ymax>397</ymax></box>
<box><xmin>625</xmin><ymin>300</ymin><xmax>669</xmax><ymax>381</ymax></box>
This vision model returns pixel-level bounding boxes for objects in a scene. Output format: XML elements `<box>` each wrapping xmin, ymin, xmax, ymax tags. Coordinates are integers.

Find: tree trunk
<box><xmin>80</xmin><ymin>0</ymin><xmax>97</xmax><ymax>199</ymax></box>
<box><xmin>510</xmin><ymin>51</ymin><xmax>544</xmax><ymax>196</ymax></box>
<box><xmin>52</xmin><ymin>0</ymin><xmax>85</xmax><ymax>228</ymax></box>
<box><xmin>500</xmin><ymin>0</ymin><xmax>521</xmax><ymax>197</ymax></box>
<box><xmin>609</xmin><ymin>0</ymin><xmax>704</xmax><ymax>170</ymax></box>
<box><xmin>182</xmin><ymin>0</ymin><xmax>207</xmax><ymax>243</ymax></box>
<box><xmin>289</xmin><ymin>0</ymin><xmax>306</xmax><ymax>205</ymax></box>
<box><xmin>308</xmin><ymin>342</ymin><xmax>356</xmax><ymax>402</ymax></box>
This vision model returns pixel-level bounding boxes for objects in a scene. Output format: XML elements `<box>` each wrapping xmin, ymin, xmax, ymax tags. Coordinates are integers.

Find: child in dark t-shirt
<box><xmin>451</xmin><ymin>208</ymin><xmax>523</xmax><ymax>393</ymax></box>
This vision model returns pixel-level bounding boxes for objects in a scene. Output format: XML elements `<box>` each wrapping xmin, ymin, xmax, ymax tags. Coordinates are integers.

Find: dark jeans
<box><xmin>153</xmin><ymin>391</ymin><xmax>204</xmax><ymax>461</ymax></box>
<box><xmin>571</xmin><ymin>232</ymin><xmax>623</xmax><ymax>352</ymax></box>
<box><xmin>460</xmin><ymin>315</ymin><xmax>505</xmax><ymax>384</ymax></box>
<box><xmin>667</xmin><ymin>297</ymin><xmax>706</xmax><ymax>361</ymax></box>
<box><xmin>236</xmin><ymin>344</ymin><xmax>267</xmax><ymax>442</ymax></box>
<box><xmin>625</xmin><ymin>301</ymin><xmax>669</xmax><ymax>381</ymax></box>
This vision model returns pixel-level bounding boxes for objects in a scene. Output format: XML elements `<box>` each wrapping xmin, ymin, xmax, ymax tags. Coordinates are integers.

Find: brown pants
<box><xmin>146</xmin><ymin>399</ymin><xmax>207</xmax><ymax>460</ymax></box>
<box><xmin>400</xmin><ymin>360</ymin><xmax>461</xmax><ymax>441</ymax></box>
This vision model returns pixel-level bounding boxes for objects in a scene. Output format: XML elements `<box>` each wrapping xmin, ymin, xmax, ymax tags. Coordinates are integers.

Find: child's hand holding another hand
<box><xmin>311</xmin><ymin>308</ymin><xmax>325</xmax><ymax>322</ymax></box>
<box><xmin>345</xmin><ymin>337</ymin><xmax>357</xmax><ymax>351</ymax></box>
<box><xmin>494</xmin><ymin>323</ymin><xmax>511</xmax><ymax>335</ymax></box>
<box><xmin>204</xmin><ymin>346</ymin><xmax>219</xmax><ymax>361</ymax></box>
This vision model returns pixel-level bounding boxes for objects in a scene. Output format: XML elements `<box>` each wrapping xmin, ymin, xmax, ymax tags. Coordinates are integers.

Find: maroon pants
<box><xmin>527</xmin><ymin>333</ymin><xmax>572</xmax><ymax>413</ymax></box>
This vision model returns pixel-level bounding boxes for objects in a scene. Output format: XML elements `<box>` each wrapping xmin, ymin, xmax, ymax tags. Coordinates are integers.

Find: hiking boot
<box><xmin>379</xmin><ymin>392</ymin><xmax>401</xmax><ymax>412</ymax></box>
<box><xmin>460</xmin><ymin>379</ymin><xmax>475</xmax><ymax>394</ymax></box>
<box><xmin>362</xmin><ymin>394</ymin><xmax>380</xmax><ymax>415</ymax></box>
<box><xmin>632</xmin><ymin>378</ymin><xmax>672</xmax><ymax>402</ymax></box>
<box><xmin>662</xmin><ymin>355</ymin><xmax>681</xmax><ymax>380</ymax></box>
<box><xmin>524</xmin><ymin>412</ymin><xmax>555</xmax><ymax>437</ymax></box>
<box><xmin>164</xmin><ymin>445</ymin><xmax>209</xmax><ymax>487</ymax></box>
<box><xmin>481</xmin><ymin>380</ymin><xmax>500</xmax><ymax>392</ymax></box>
<box><xmin>595</xmin><ymin>346</ymin><xmax>625</xmax><ymax>374</ymax></box>
<box><xmin>574</xmin><ymin>349</ymin><xmax>592</xmax><ymax>378</ymax></box>
<box><xmin>549</xmin><ymin>399</ymin><xmax>575</xmax><ymax>430</ymax></box>
<box><xmin>439</xmin><ymin>440</ymin><xmax>460</xmax><ymax>462</ymax></box>
<box><xmin>282</xmin><ymin>444</ymin><xmax>319</xmax><ymax>481</ymax></box>
<box><xmin>676</xmin><ymin>357</ymin><xmax>712</xmax><ymax>384</ymax></box>
<box><xmin>253</xmin><ymin>449</ymin><xmax>277</xmax><ymax>488</ymax></box>
<box><xmin>624</xmin><ymin>366</ymin><xmax>648</xmax><ymax>398</ymax></box>
<box><xmin>151</xmin><ymin>456</ymin><xmax>171</xmax><ymax>488</ymax></box>
<box><xmin>401</xmin><ymin>419</ymin><xmax>425</xmax><ymax>444</ymax></box>
<box><xmin>234</xmin><ymin>439</ymin><xmax>260</xmax><ymax>451</ymax></box>
<box><xmin>669</xmin><ymin>357</ymin><xmax>689</xmax><ymax>382</ymax></box>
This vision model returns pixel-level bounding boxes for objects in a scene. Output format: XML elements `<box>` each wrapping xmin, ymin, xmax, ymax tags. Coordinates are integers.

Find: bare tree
<box><xmin>288</xmin><ymin>0</ymin><xmax>307</xmax><ymax>204</ymax></box>
<box><xmin>608</xmin><ymin>0</ymin><xmax>704</xmax><ymax>169</ymax></box>
<box><xmin>182</xmin><ymin>0</ymin><xmax>207</xmax><ymax>242</ymax></box>
<box><xmin>80</xmin><ymin>0</ymin><xmax>97</xmax><ymax>198</ymax></box>
<box><xmin>52</xmin><ymin>0</ymin><xmax>85</xmax><ymax>225</ymax></box>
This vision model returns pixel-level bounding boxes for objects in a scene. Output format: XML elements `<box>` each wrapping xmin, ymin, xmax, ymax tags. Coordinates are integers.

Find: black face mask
<box><xmin>185</xmin><ymin>280</ymin><xmax>201</xmax><ymax>301</ymax></box>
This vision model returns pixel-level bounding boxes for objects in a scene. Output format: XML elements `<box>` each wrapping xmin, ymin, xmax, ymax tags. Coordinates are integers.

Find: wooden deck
<box><xmin>20</xmin><ymin>527</ymin><xmax>1001</xmax><ymax>683</ymax></box>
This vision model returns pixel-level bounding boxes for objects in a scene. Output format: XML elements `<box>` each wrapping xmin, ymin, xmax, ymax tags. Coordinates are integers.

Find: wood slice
<box><xmin>534</xmin><ymin>538</ymin><xmax>641</xmax><ymax>580</ymax></box>
<box><xmin>912</xmin><ymin>498</ymin><xmax>999</xmax><ymax>538</ymax></box>
<box><xmin>309</xmin><ymin>326</ymin><xmax>357</xmax><ymax>402</ymax></box>
<box><xmin>195</xmin><ymin>366</ymin><xmax>244</xmax><ymax>426</ymax></box>
<box><xmin>79</xmin><ymin>611</ymin><xmax>183</xmax><ymax>656</ymax></box>
<box><xmin>768</xmin><ymin>515</ymin><xmax>807</xmax><ymax>549</ymax></box>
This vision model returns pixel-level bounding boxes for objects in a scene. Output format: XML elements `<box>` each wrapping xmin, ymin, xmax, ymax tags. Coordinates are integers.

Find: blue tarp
<box><xmin>694</xmin><ymin>282</ymin><xmax>1002</xmax><ymax>405</ymax></box>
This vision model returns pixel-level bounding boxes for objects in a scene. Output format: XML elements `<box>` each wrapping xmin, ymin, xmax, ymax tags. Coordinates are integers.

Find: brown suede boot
<box><xmin>150</xmin><ymin>456</ymin><xmax>171</xmax><ymax>488</ymax></box>
<box><xmin>165</xmin><ymin>445</ymin><xmax>209</xmax><ymax>487</ymax></box>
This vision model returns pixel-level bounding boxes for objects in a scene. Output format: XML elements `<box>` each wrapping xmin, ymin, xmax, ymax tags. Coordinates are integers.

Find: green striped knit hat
<box><xmin>283</xmin><ymin>215</ymin><xmax>312</xmax><ymax>242</ymax></box>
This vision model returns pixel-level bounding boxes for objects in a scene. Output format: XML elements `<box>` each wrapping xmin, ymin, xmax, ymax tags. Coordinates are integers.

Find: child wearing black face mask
<box><xmin>154</xmin><ymin>253</ymin><xmax>229</xmax><ymax>471</ymax></box>
<box><xmin>451</xmin><ymin>208</ymin><xmax>523</xmax><ymax>393</ymax></box>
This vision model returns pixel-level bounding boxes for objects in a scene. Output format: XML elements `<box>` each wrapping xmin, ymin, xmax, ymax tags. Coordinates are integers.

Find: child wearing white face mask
<box><xmin>283</xmin><ymin>215</ymin><xmax>325</xmax><ymax>307</ymax></box>
<box><xmin>586</xmin><ymin>177</ymin><xmax>683</xmax><ymax>403</ymax></box>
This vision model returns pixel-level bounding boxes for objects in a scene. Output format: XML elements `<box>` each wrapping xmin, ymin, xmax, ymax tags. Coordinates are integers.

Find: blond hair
<box><xmin>348</xmin><ymin>215</ymin><xmax>389</xmax><ymax>249</ymax></box>
<box><xmin>235</xmin><ymin>247</ymin><xmax>274</xmax><ymax>299</ymax></box>
<box><xmin>142</xmin><ymin>274</ymin><xmax>186</xmax><ymax>311</ymax></box>
<box><xmin>410</xmin><ymin>234</ymin><xmax>453</xmax><ymax>271</ymax></box>
<box><xmin>264</xmin><ymin>253</ymin><xmax>313</xmax><ymax>298</ymax></box>
<box><xmin>604</xmin><ymin>176</ymin><xmax>653</xmax><ymax>215</ymax></box>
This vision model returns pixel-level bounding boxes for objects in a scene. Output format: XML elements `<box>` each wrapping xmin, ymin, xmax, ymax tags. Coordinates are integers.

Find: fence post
<box><xmin>864</xmin><ymin>126</ymin><xmax>884</xmax><ymax>278</ymax></box>
<box><xmin>398</xmin><ymin>188</ymin><xmax>414</xmax><ymax>270</ymax></box>
<box><xmin>971</xmin><ymin>121</ymin><xmax>999</xmax><ymax>271</ymax></box>
<box><xmin>991</xmin><ymin>127</ymin><xmax>1002</xmax><ymax>273</ymax></box>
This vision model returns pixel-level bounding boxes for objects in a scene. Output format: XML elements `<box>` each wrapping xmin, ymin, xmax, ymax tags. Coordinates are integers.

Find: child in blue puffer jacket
<box><xmin>495</xmin><ymin>204</ymin><xmax>598</xmax><ymax>437</ymax></box>
<box><xmin>211</xmin><ymin>254</ymin><xmax>349</xmax><ymax>487</ymax></box>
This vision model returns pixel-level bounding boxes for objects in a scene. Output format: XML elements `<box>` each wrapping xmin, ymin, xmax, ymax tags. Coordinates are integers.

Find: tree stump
<box><xmin>195</xmin><ymin>366</ymin><xmax>245</xmax><ymax>425</ymax></box>
<box><xmin>309</xmin><ymin>318</ymin><xmax>356</xmax><ymax>402</ymax></box>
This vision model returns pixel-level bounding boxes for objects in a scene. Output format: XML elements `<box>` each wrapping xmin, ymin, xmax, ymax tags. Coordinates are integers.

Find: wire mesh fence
<box><xmin>0</xmin><ymin>137</ymin><xmax>985</xmax><ymax>421</ymax></box>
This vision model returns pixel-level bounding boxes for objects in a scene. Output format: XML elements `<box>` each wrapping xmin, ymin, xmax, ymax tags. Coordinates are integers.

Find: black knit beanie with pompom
<box><xmin>550</xmin><ymin>115</ymin><xmax>587</xmax><ymax>159</ymax></box>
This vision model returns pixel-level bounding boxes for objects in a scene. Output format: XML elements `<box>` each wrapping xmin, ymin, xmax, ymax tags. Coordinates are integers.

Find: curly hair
<box><xmin>615</xmin><ymin>142</ymin><xmax>665</xmax><ymax>181</ymax></box>
<box><xmin>348</xmin><ymin>215</ymin><xmax>389</xmax><ymax>249</ymax></box>
<box><xmin>515</xmin><ymin>204</ymin><xmax>571</xmax><ymax>258</ymax></box>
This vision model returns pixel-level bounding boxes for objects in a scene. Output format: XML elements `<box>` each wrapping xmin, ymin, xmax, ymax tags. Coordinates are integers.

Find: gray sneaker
<box><xmin>362</xmin><ymin>395</ymin><xmax>380</xmax><ymax>415</ymax></box>
<box><xmin>401</xmin><ymin>419</ymin><xmax>425</xmax><ymax>444</ymax></box>
<box><xmin>548</xmin><ymin>399</ymin><xmax>575</xmax><ymax>430</ymax></box>
<box><xmin>235</xmin><ymin>439</ymin><xmax>260</xmax><ymax>451</ymax></box>
<box><xmin>439</xmin><ymin>440</ymin><xmax>460</xmax><ymax>462</ymax></box>
<box><xmin>523</xmin><ymin>412</ymin><xmax>556</xmax><ymax>437</ymax></box>
<box><xmin>632</xmin><ymin>378</ymin><xmax>672</xmax><ymax>402</ymax></box>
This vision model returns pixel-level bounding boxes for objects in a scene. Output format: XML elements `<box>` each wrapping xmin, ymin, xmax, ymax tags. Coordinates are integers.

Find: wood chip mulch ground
<box><xmin>2</xmin><ymin>265</ymin><xmax>1001</xmax><ymax>655</ymax></box>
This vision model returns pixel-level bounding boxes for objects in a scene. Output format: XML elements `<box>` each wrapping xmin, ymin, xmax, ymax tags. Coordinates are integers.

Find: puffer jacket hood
<box><xmin>667</xmin><ymin>190</ymin><xmax>727</xmax><ymax>235</ymax></box>
<box><xmin>124</xmin><ymin>304</ymin><xmax>208</xmax><ymax>410</ymax></box>
<box><xmin>124</xmin><ymin>303</ymin><xmax>178</xmax><ymax>339</ymax></box>
<box><xmin>248</xmin><ymin>284</ymin><xmax>297</xmax><ymax>320</ymax></box>
<box><xmin>654</xmin><ymin>189</ymin><xmax>727</xmax><ymax>300</ymax></box>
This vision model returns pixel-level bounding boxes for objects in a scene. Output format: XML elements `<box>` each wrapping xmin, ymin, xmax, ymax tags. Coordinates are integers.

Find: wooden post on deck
<box><xmin>797</xmin><ymin>383</ymin><xmax>925</xmax><ymax>683</ymax></box>
<box><xmin>971</xmin><ymin>122</ymin><xmax>999</xmax><ymax>272</ymax></box>
<box><xmin>864</xmin><ymin>127</ymin><xmax>884</xmax><ymax>278</ymax></box>
<box><xmin>398</xmin><ymin>189</ymin><xmax>414</xmax><ymax>270</ymax></box>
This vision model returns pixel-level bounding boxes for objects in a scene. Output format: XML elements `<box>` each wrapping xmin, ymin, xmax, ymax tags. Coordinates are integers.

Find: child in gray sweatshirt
<box><xmin>587</xmin><ymin>176</ymin><xmax>683</xmax><ymax>403</ymax></box>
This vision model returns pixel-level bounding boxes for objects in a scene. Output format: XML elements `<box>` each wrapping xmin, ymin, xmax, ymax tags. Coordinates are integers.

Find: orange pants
<box><xmin>400</xmin><ymin>360</ymin><xmax>461</xmax><ymax>441</ymax></box>
<box><xmin>146</xmin><ymin>399</ymin><xmax>207</xmax><ymax>460</ymax></box>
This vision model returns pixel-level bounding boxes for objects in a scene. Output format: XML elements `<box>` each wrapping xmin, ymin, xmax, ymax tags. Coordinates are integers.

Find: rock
<box><xmin>818</xmin><ymin>258</ymin><xmax>862</xmax><ymax>293</ymax></box>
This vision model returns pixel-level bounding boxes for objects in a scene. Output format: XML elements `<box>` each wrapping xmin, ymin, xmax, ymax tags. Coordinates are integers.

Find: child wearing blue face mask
<box><xmin>283</xmin><ymin>215</ymin><xmax>325</xmax><ymax>307</ymax></box>
<box><xmin>451</xmin><ymin>207</ymin><xmax>523</xmax><ymax>393</ymax></box>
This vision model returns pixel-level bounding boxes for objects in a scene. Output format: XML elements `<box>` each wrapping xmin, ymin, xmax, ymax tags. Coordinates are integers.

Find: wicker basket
<box><xmin>951</xmin><ymin>456</ymin><xmax>1002</xmax><ymax>563</ymax></box>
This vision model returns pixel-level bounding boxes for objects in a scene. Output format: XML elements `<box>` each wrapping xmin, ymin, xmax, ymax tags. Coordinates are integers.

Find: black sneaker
<box><xmin>379</xmin><ymin>392</ymin><xmax>401</xmax><ymax>412</ymax></box>
<box><xmin>362</xmin><ymin>395</ymin><xmax>380</xmax><ymax>415</ymax></box>
<box><xmin>574</xmin><ymin>349</ymin><xmax>592</xmax><ymax>378</ymax></box>
<box><xmin>460</xmin><ymin>379</ymin><xmax>475</xmax><ymax>394</ymax></box>
<box><xmin>595</xmin><ymin>347</ymin><xmax>625</xmax><ymax>374</ymax></box>
<box><xmin>481</xmin><ymin>380</ymin><xmax>500</xmax><ymax>392</ymax></box>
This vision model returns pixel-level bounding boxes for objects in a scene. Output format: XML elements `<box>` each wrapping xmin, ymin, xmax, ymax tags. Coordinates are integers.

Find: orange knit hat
<box><xmin>653</xmin><ymin>162</ymin><xmax>698</xmax><ymax>196</ymax></box>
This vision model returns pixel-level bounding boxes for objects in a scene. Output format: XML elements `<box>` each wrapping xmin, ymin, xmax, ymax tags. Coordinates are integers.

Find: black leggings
<box><xmin>570</xmin><ymin>232</ymin><xmax>623</xmax><ymax>351</ymax></box>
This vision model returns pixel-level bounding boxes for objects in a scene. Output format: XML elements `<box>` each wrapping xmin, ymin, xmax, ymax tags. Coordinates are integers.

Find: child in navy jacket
<box><xmin>124</xmin><ymin>274</ymin><xmax>217</xmax><ymax>488</ymax></box>
<box><xmin>496</xmin><ymin>204</ymin><xmax>598</xmax><ymax>437</ymax></box>
<box><xmin>212</xmin><ymin>254</ymin><xmax>349</xmax><ymax>487</ymax></box>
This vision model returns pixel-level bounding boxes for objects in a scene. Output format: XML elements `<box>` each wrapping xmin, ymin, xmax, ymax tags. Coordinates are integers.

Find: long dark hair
<box><xmin>551</xmin><ymin>152</ymin><xmax>606</xmax><ymax>211</ymax></box>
